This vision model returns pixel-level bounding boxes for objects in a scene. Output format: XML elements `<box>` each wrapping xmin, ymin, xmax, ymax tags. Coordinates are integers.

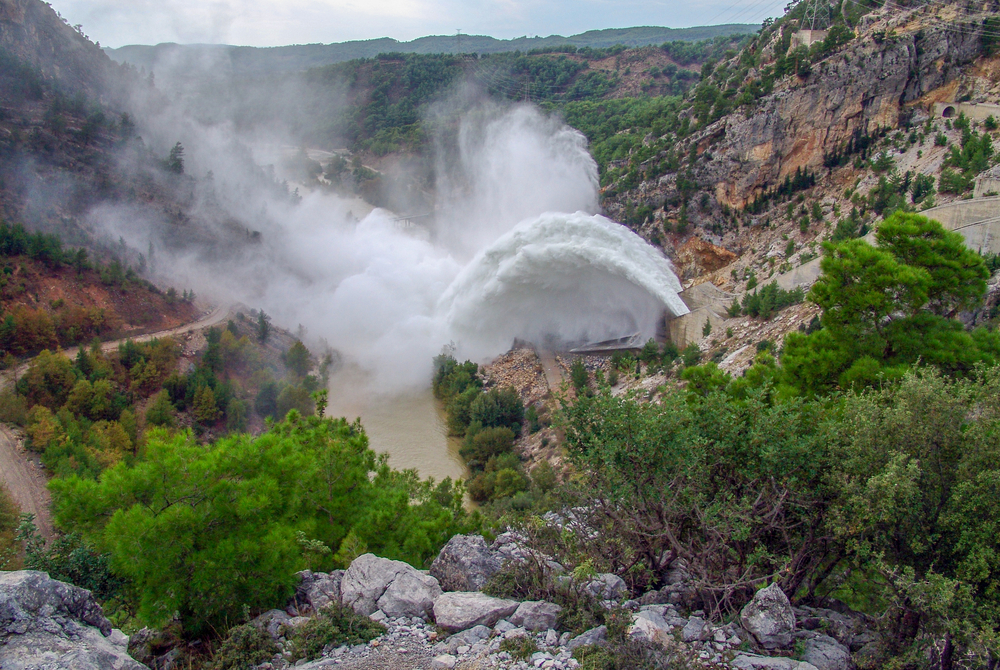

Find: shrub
<box><xmin>210</xmin><ymin>623</ymin><xmax>277</xmax><ymax>670</ymax></box>
<box><xmin>289</xmin><ymin>605</ymin><xmax>386</xmax><ymax>661</ymax></box>
<box><xmin>500</xmin><ymin>636</ymin><xmax>538</xmax><ymax>659</ymax></box>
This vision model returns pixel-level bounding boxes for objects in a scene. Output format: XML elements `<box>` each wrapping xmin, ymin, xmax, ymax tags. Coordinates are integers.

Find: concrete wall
<box><xmin>932</xmin><ymin>102</ymin><xmax>1000</xmax><ymax>122</ymax></box>
<box><xmin>791</xmin><ymin>30</ymin><xmax>827</xmax><ymax>49</ymax></box>
<box><xmin>974</xmin><ymin>177</ymin><xmax>1000</xmax><ymax>198</ymax></box>
<box><xmin>923</xmin><ymin>197</ymin><xmax>1000</xmax><ymax>254</ymax></box>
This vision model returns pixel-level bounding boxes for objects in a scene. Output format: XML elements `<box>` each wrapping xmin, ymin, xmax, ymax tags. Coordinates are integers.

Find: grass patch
<box><xmin>289</xmin><ymin>605</ymin><xmax>387</xmax><ymax>662</ymax></box>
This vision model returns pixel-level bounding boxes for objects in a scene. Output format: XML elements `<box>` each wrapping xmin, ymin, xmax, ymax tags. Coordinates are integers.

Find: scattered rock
<box><xmin>566</xmin><ymin>625</ymin><xmax>608</xmax><ymax>651</ymax></box>
<box><xmin>509</xmin><ymin>600</ymin><xmax>562</xmax><ymax>632</ymax></box>
<box><xmin>801</xmin><ymin>633</ymin><xmax>855</xmax><ymax>670</ymax></box>
<box><xmin>584</xmin><ymin>573</ymin><xmax>628</xmax><ymax>601</ymax></box>
<box><xmin>732</xmin><ymin>655</ymin><xmax>820</xmax><ymax>670</ymax></box>
<box><xmin>431</xmin><ymin>653</ymin><xmax>458</xmax><ymax>669</ymax></box>
<box><xmin>629</xmin><ymin>610</ymin><xmax>673</xmax><ymax>647</ymax></box>
<box><xmin>740</xmin><ymin>583</ymin><xmax>796</xmax><ymax>650</ymax></box>
<box><xmin>433</xmin><ymin>592</ymin><xmax>519</xmax><ymax>633</ymax></box>
<box><xmin>0</xmin><ymin>570</ymin><xmax>147</xmax><ymax>670</ymax></box>
<box><xmin>251</xmin><ymin>609</ymin><xmax>292</xmax><ymax>642</ymax></box>
<box><xmin>430</xmin><ymin>534</ymin><xmax>502</xmax><ymax>592</ymax></box>
<box><xmin>293</xmin><ymin>569</ymin><xmax>344</xmax><ymax>614</ymax></box>
<box><xmin>682</xmin><ymin>616</ymin><xmax>708</xmax><ymax>642</ymax></box>
<box><xmin>341</xmin><ymin>554</ymin><xmax>442</xmax><ymax>618</ymax></box>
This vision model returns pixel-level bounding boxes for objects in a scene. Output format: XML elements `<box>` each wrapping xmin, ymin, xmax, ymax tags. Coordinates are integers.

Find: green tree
<box><xmin>145</xmin><ymin>391</ymin><xmax>176</xmax><ymax>428</ymax></box>
<box><xmin>166</xmin><ymin>142</ymin><xmax>185</xmax><ymax>174</ymax></box>
<box><xmin>192</xmin><ymin>385</ymin><xmax>220</xmax><ymax>424</ymax></box>
<box><xmin>50</xmin><ymin>414</ymin><xmax>469</xmax><ymax>634</ymax></box>
<box><xmin>256</xmin><ymin>311</ymin><xmax>271</xmax><ymax>343</ymax></box>
<box><xmin>284</xmin><ymin>341</ymin><xmax>312</xmax><ymax>378</ymax></box>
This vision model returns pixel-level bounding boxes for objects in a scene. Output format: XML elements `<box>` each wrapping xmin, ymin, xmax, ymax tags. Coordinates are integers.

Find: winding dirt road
<box><xmin>0</xmin><ymin>303</ymin><xmax>233</xmax><ymax>539</ymax></box>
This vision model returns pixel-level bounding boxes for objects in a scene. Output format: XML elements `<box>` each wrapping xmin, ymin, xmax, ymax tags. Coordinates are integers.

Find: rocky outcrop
<box><xmin>799</xmin><ymin>632</ymin><xmax>855</xmax><ymax>670</ymax></box>
<box><xmin>509</xmin><ymin>600</ymin><xmax>561</xmax><ymax>632</ymax></box>
<box><xmin>432</xmin><ymin>592</ymin><xmax>519</xmax><ymax>633</ymax></box>
<box><xmin>740</xmin><ymin>583</ymin><xmax>796</xmax><ymax>650</ymax></box>
<box><xmin>429</xmin><ymin>534</ymin><xmax>502</xmax><ymax>592</ymax></box>
<box><xmin>0</xmin><ymin>570</ymin><xmax>146</xmax><ymax>670</ymax></box>
<box><xmin>340</xmin><ymin>554</ymin><xmax>442</xmax><ymax>619</ymax></box>
<box><xmin>293</xmin><ymin>569</ymin><xmax>344</xmax><ymax>614</ymax></box>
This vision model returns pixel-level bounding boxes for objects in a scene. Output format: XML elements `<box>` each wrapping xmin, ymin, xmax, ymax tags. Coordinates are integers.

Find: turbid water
<box><xmin>326</xmin><ymin>365</ymin><xmax>467</xmax><ymax>482</ymax></box>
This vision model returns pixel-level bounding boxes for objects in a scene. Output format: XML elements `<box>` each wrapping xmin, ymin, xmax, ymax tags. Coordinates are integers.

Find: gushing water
<box><xmin>439</xmin><ymin>211</ymin><xmax>689</xmax><ymax>359</ymax></box>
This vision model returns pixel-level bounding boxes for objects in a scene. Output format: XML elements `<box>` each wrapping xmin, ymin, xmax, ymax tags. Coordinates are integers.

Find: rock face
<box><xmin>430</xmin><ymin>534</ymin><xmax>502</xmax><ymax>592</ymax></box>
<box><xmin>629</xmin><ymin>610</ymin><xmax>673</xmax><ymax>647</ymax></box>
<box><xmin>800</xmin><ymin>633</ymin><xmax>855</xmax><ymax>670</ymax></box>
<box><xmin>433</xmin><ymin>592</ymin><xmax>519</xmax><ymax>633</ymax></box>
<box><xmin>509</xmin><ymin>601</ymin><xmax>562</xmax><ymax>632</ymax></box>
<box><xmin>0</xmin><ymin>570</ymin><xmax>147</xmax><ymax>670</ymax></box>
<box><xmin>584</xmin><ymin>573</ymin><xmax>628</xmax><ymax>601</ymax></box>
<box><xmin>293</xmin><ymin>569</ymin><xmax>344</xmax><ymax>614</ymax></box>
<box><xmin>740</xmin><ymin>583</ymin><xmax>797</xmax><ymax>650</ymax></box>
<box><xmin>341</xmin><ymin>554</ymin><xmax>442</xmax><ymax>619</ymax></box>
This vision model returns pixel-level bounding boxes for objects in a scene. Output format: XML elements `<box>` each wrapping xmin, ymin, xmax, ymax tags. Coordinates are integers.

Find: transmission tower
<box><xmin>802</xmin><ymin>0</ymin><xmax>831</xmax><ymax>30</ymax></box>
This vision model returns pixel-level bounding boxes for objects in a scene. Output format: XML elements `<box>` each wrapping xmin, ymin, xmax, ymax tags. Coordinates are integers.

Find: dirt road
<box><xmin>0</xmin><ymin>303</ymin><xmax>233</xmax><ymax>540</ymax></box>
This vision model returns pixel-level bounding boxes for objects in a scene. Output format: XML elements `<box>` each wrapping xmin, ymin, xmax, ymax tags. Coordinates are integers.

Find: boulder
<box><xmin>566</xmin><ymin>625</ymin><xmax>608</xmax><ymax>651</ymax></box>
<box><xmin>801</xmin><ymin>633</ymin><xmax>855</xmax><ymax>670</ymax></box>
<box><xmin>584</xmin><ymin>573</ymin><xmax>628</xmax><ymax>601</ymax></box>
<box><xmin>629</xmin><ymin>610</ymin><xmax>672</xmax><ymax>647</ymax></box>
<box><xmin>431</xmin><ymin>654</ymin><xmax>458</xmax><ymax>670</ymax></box>
<box><xmin>341</xmin><ymin>554</ymin><xmax>442</xmax><ymax>619</ymax></box>
<box><xmin>740</xmin><ymin>583</ymin><xmax>796</xmax><ymax>649</ymax></box>
<box><xmin>251</xmin><ymin>609</ymin><xmax>292</xmax><ymax>642</ymax></box>
<box><xmin>682</xmin><ymin>616</ymin><xmax>708</xmax><ymax>642</ymax></box>
<box><xmin>0</xmin><ymin>570</ymin><xmax>148</xmax><ymax>670</ymax></box>
<box><xmin>430</xmin><ymin>534</ymin><xmax>502</xmax><ymax>592</ymax></box>
<box><xmin>509</xmin><ymin>601</ymin><xmax>562</xmax><ymax>632</ymax></box>
<box><xmin>732</xmin><ymin>656</ymin><xmax>819</xmax><ymax>670</ymax></box>
<box><xmin>293</xmin><ymin>569</ymin><xmax>344</xmax><ymax>614</ymax></box>
<box><xmin>433</xmin><ymin>592</ymin><xmax>519</xmax><ymax>633</ymax></box>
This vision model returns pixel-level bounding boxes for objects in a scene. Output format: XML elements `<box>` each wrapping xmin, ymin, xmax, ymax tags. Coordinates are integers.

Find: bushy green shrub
<box><xmin>290</xmin><ymin>605</ymin><xmax>386</xmax><ymax>661</ymax></box>
<box><xmin>499</xmin><ymin>636</ymin><xmax>538</xmax><ymax>659</ymax></box>
<box><xmin>209</xmin><ymin>623</ymin><xmax>277</xmax><ymax>670</ymax></box>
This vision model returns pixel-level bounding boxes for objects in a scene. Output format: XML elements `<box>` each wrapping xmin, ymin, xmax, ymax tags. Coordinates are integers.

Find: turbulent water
<box><xmin>439</xmin><ymin>211</ymin><xmax>689</xmax><ymax>358</ymax></box>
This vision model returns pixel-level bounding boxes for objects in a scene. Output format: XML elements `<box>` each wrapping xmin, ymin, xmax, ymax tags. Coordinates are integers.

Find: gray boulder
<box><xmin>629</xmin><ymin>611</ymin><xmax>672</xmax><ymax>647</ymax></box>
<box><xmin>584</xmin><ymin>573</ymin><xmax>628</xmax><ymax>601</ymax></box>
<box><xmin>293</xmin><ymin>569</ymin><xmax>344</xmax><ymax>614</ymax></box>
<box><xmin>341</xmin><ymin>554</ymin><xmax>442</xmax><ymax>619</ymax></box>
<box><xmin>430</xmin><ymin>534</ymin><xmax>502</xmax><ymax>592</ymax></box>
<box><xmin>432</xmin><ymin>592</ymin><xmax>519</xmax><ymax>632</ymax></box>
<box><xmin>509</xmin><ymin>601</ymin><xmax>562</xmax><ymax>632</ymax></box>
<box><xmin>801</xmin><ymin>633</ymin><xmax>855</xmax><ymax>670</ymax></box>
<box><xmin>0</xmin><ymin>570</ymin><xmax>148</xmax><ymax>670</ymax></box>
<box><xmin>251</xmin><ymin>609</ymin><xmax>292</xmax><ymax>642</ymax></box>
<box><xmin>732</xmin><ymin>656</ymin><xmax>819</xmax><ymax>670</ymax></box>
<box><xmin>740</xmin><ymin>583</ymin><xmax>796</xmax><ymax>649</ymax></box>
<box><xmin>566</xmin><ymin>625</ymin><xmax>608</xmax><ymax>651</ymax></box>
<box><xmin>682</xmin><ymin>616</ymin><xmax>708</xmax><ymax>642</ymax></box>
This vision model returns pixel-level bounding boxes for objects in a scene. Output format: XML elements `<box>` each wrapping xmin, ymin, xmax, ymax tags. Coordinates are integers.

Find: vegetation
<box><xmin>50</xmin><ymin>411</ymin><xmax>470</xmax><ymax>634</ymax></box>
<box><xmin>289</xmin><ymin>604</ymin><xmax>386</xmax><ymax>661</ymax></box>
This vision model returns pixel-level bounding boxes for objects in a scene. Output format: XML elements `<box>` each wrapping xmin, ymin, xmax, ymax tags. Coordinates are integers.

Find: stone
<box><xmin>510</xmin><ymin>600</ymin><xmax>562</xmax><ymax>632</ymax></box>
<box><xmin>341</xmin><ymin>554</ymin><xmax>442</xmax><ymax>618</ymax></box>
<box><xmin>731</xmin><ymin>655</ymin><xmax>820</xmax><ymax>670</ymax></box>
<box><xmin>629</xmin><ymin>610</ymin><xmax>672</xmax><ymax>647</ymax></box>
<box><xmin>431</xmin><ymin>653</ymin><xmax>458</xmax><ymax>669</ymax></box>
<box><xmin>429</xmin><ymin>534</ymin><xmax>502</xmax><ymax>592</ymax></box>
<box><xmin>682</xmin><ymin>616</ymin><xmax>707</xmax><ymax>642</ymax></box>
<box><xmin>740</xmin><ymin>583</ymin><xmax>796</xmax><ymax>650</ymax></box>
<box><xmin>251</xmin><ymin>609</ymin><xmax>293</xmax><ymax>641</ymax></box>
<box><xmin>566</xmin><ymin>625</ymin><xmax>608</xmax><ymax>651</ymax></box>
<box><xmin>109</xmin><ymin>629</ymin><xmax>130</xmax><ymax>647</ymax></box>
<box><xmin>545</xmin><ymin>629</ymin><xmax>558</xmax><ymax>646</ymax></box>
<box><xmin>801</xmin><ymin>633</ymin><xmax>854</xmax><ymax>670</ymax></box>
<box><xmin>293</xmin><ymin>570</ymin><xmax>344</xmax><ymax>614</ymax></box>
<box><xmin>494</xmin><ymin>619</ymin><xmax>516</xmax><ymax>633</ymax></box>
<box><xmin>0</xmin><ymin>570</ymin><xmax>147</xmax><ymax>670</ymax></box>
<box><xmin>584</xmin><ymin>573</ymin><xmax>627</xmax><ymax>601</ymax></box>
<box><xmin>433</xmin><ymin>592</ymin><xmax>519</xmax><ymax>632</ymax></box>
<box><xmin>663</xmin><ymin>558</ymin><xmax>689</xmax><ymax>585</ymax></box>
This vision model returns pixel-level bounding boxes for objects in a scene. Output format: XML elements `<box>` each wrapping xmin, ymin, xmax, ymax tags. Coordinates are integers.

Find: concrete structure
<box><xmin>923</xmin><ymin>196</ymin><xmax>1000</xmax><ymax>254</ymax></box>
<box><xmin>932</xmin><ymin>101</ymin><xmax>1000</xmax><ymax>122</ymax></box>
<box><xmin>974</xmin><ymin>166</ymin><xmax>1000</xmax><ymax>199</ymax></box>
<box><xmin>790</xmin><ymin>29</ymin><xmax>828</xmax><ymax>49</ymax></box>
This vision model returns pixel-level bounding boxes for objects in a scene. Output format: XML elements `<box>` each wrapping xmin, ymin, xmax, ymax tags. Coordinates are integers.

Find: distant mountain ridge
<box><xmin>105</xmin><ymin>24</ymin><xmax>758</xmax><ymax>76</ymax></box>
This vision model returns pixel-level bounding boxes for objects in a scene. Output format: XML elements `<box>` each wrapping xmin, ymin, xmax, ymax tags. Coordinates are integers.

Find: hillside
<box><xmin>104</xmin><ymin>24</ymin><xmax>758</xmax><ymax>76</ymax></box>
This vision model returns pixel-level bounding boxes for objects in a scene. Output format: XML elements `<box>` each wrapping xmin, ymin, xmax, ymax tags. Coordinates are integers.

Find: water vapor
<box><xmin>92</xmin><ymin>93</ymin><xmax>688</xmax><ymax>392</ymax></box>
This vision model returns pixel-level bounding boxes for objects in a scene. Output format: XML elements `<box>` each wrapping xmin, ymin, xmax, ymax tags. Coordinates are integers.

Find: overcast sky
<box><xmin>51</xmin><ymin>0</ymin><xmax>786</xmax><ymax>49</ymax></box>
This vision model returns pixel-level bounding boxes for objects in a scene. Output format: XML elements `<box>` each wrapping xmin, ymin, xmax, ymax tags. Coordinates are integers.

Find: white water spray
<box><xmin>438</xmin><ymin>211</ymin><xmax>689</xmax><ymax>359</ymax></box>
